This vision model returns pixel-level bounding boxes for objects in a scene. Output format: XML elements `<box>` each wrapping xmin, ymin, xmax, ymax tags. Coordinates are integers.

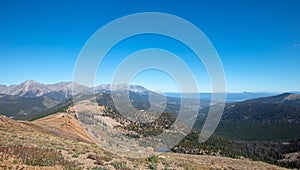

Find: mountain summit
<box><xmin>0</xmin><ymin>80</ymin><xmax>50</xmax><ymax>97</ymax></box>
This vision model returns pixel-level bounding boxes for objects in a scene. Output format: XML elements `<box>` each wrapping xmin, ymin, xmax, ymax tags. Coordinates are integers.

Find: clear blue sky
<box><xmin>0</xmin><ymin>0</ymin><xmax>299</xmax><ymax>92</ymax></box>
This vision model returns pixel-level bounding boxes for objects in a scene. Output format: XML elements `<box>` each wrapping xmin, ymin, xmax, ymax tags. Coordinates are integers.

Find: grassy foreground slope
<box><xmin>0</xmin><ymin>114</ymin><xmax>286</xmax><ymax>170</ymax></box>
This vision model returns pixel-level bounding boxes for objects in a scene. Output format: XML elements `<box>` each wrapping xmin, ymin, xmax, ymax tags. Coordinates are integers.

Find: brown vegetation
<box><xmin>0</xmin><ymin>113</ymin><xmax>288</xmax><ymax>169</ymax></box>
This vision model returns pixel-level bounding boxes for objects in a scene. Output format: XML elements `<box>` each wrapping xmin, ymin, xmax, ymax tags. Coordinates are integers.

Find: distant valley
<box><xmin>166</xmin><ymin>92</ymin><xmax>281</xmax><ymax>102</ymax></box>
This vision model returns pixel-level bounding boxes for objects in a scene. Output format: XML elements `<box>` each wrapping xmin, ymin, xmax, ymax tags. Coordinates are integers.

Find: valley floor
<box><xmin>0</xmin><ymin>114</ymin><xmax>287</xmax><ymax>170</ymax></box>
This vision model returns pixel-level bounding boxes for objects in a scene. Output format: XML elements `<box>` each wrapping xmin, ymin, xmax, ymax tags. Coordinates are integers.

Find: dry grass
<box><xmin>0</xmin><ymin>145</ymin><xmax>79</xmax><ymax>169</ymax></box>
<box><xmin>0</xmin><ymin>114</ymin><xmax>288</xmax><ymax>170</ymax></box>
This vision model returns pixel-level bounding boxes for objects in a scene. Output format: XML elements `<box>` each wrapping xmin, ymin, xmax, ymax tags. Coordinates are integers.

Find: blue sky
<box><xmin>0</xmin><ymin>0</ymin><xmax>299</xmax><ymax>92</ymax></box>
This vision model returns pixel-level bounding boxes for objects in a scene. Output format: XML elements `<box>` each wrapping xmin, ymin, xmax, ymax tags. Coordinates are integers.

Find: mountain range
<box><xmin>1</xmin><ymin>80</ymin><xmax>300</xmax><ymax>141</ymax></box>
<box><xmin>0</xmin><ymin>80</ymin><xmax>300</xmax><ymax>168</ymax></box>
<box><xmin>0</xmin><ymin>80</ymin><xmax>150</xmax><ymax>100</ymax></box>
<box><xmin>3</xmin><ymin>80</ymin><xmax>294</xmax><ymax>101</ymax></box>
<box><xmin>0</xmin><ymin>80</ymin><xmax>154</xmax><ymax>119</ymax></box>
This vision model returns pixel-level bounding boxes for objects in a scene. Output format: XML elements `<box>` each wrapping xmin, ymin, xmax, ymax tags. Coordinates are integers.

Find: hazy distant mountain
<box><xmin>0</xmin><ymin>85</ymin><xmax>7</xmax><ymax>91</ymax></box>
<box><xmin>0</xmin><ymin>80</ymin><xmax>67</xmax><ymax>99</ymax></box>
<box><xmin>0</xmin><ymin>80</ymin><xmax>51</xmax><ymax>97</ymax></box>
<box><xmin>94</xmin><ymin>84</ymin><xmax>150</xmax><ymax>94</ymax></box>
<box><xmin>243</xmin><ymin>93</ymin><xmax>300</xmax><ymax>107</ymax></box>
<box><xmin>0</xmin><ymin>80</ymin><xmax>91</xmax><ymax>101</ymax></box>
<box><xmin>0</xmin><ymin>81</ymin><xmax>152</xmax><ymax>99</ymax></box>
<box><xmin>166</xmin><ymin>92</ymin><xmax>278</xmax><ymax>102</ymax></box>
